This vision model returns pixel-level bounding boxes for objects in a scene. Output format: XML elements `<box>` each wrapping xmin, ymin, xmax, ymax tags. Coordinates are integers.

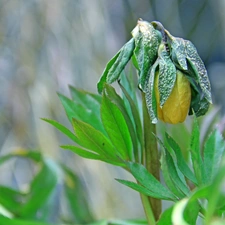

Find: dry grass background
<box><xmin>0</xmin><ymin>0</ymin><xmax>225</xmax><ymax>220</ymax></box>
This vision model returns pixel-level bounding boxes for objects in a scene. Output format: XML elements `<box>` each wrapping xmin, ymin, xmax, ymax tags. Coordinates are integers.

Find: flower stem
<box><xmin>142</xmin><ymin>92</ymin><xmax>161</xmax><ymax>221</ymax></box>
<box><xmin>140</xmin><ymin>193</ymin><xmax>156</xmax><ymax>225</ymax></box>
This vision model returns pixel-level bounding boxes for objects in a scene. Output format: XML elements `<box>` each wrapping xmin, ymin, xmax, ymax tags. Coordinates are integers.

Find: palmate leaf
<box><xmin>97</xmin><ymin>38</ymin><xmax>135</xmax><ymax>94</ymax></box>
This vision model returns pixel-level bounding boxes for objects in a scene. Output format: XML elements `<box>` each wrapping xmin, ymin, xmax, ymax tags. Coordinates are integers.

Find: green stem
<box><xmin>142</xmin><ymin>92</ymin><xmax>161</xmax><ymax>221</ymax></box>
<box><xmin>140</xmin><ymin>193</ymin><xmax>156</xmax><ymax>225</ymax></box>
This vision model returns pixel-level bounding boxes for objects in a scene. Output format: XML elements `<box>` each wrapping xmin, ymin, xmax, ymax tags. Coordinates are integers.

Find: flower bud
<box><xmin>155</xmin><ymin>70</ymin><xmax>191</xmax><ymax>124</ymax></box>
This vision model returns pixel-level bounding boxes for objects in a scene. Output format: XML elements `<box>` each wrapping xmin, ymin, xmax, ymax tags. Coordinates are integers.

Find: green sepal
<box><xmin>187</xmin><ymin>78</ymin><xmax>209</xmax><ymax>117</ymax></box>
<box><xmin>97</xmin><ymin>38</ymin><xmax>135</xmax><ymax>93</ymax></box>
<box><xmin>171</xmin><ymin>37</ymin><xmax>188</xmax><ymax>70</ymax></box>
<box><xmin>185</xmin><ymin>40</ymin><xmax>212</xmax><ymax>104</ymax></box>
<box><xmin>131</xmin><ymin>20</ymin><xmax>161</xmax><ymax>91</ymax></box>
<box><xmin>145</xmin><ymin>60</ymin><xmax>159</xmax><ymax>124</ymax></box>
<box><xmin>171</xmin><ymin>37</ymin><xmax>212</xmax><ymax>105</ymax></box>
<box><xmin>158</xmin><ymin>50</ymin><xmax>177</xmax><ymax>107</ymax></box>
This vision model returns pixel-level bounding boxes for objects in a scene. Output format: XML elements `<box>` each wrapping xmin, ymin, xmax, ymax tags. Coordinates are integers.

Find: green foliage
<box><xmin>43</xmin><ymin>67</ymin><xmax>225</xmax><ymax>224</ymax></box>
<box><xmin>117</xmin><ymin>162</ymin><xmax>176</xmax><ymax>201</ymax></box>
<box><xmin>97</xmin><ymin>38</ymin><xmax>135</xmax><ymax>93</ymax></box>
<box><xmin>2</xmin><ymin>18</ymin><xmax>224</xmax><ymax>225</ymax></box>
<box><xmin>0</xmin><ymin>150</ymin><xmax>93</xmax><ymax>225</ymax></box>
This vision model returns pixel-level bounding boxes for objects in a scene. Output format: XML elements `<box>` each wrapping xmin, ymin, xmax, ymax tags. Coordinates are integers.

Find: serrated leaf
<box><xmin>145</xmin><ymin>60</ymin><xmax>159</xmax><ymax>124</ymax></box>
<box><xmin>101</xmin><ymin>88</ymin><xmax>133</xmax><ymax>160</ymax></box>
<box><xmin>165</xmin><ymin>133</ymin><xmax>197</xmax><ymax>185</ymax></box>
<box><xmin>203</xmin><ymin>129</ymin><xmax>225</xmax><ymax>183</ymax></box>
<box><xmin>158</xmin><ymin>50</ymin><xmax>176</xmax><ymax>107</ymax></box>
<box><xmin>127</xmin><ymin>162</ymin><xmax>176</xmax><ymax>200</ymax></box>
<box><xmin>72</xmin><ymin>118</ymin><xmax>118</xmax><ymax>161</ymax></box>
<box><xmin>185</xmin><ymin>40</ymin><xmax>212</xmax><ymax>104</ymax></box>
<box><xmin>131</xmin><ymin>20</ymin><xmax>161</xmax><ymax>90</ymax></box>
<box><xmin>97</xmin><ymin>38</ymin><xmax>135</xmax><ymax>93</ymax></box>
<box><xmin>190</xmin><ymin>117</ymin><xmax>205</xmax><ymax>185</ymax></box>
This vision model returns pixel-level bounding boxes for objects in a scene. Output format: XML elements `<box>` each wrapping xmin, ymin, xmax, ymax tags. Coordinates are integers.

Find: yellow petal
<box><xmin>155</xmin><ymin>70</ymin><xmax>191</xmax><ymax>124</ymax></box>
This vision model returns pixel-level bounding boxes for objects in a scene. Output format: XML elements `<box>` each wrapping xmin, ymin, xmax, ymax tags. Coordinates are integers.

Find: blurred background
<box><xmin>0</xmin><ymin>0</ymin><xmax>225</xmax><ymax>223</ymax></box>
